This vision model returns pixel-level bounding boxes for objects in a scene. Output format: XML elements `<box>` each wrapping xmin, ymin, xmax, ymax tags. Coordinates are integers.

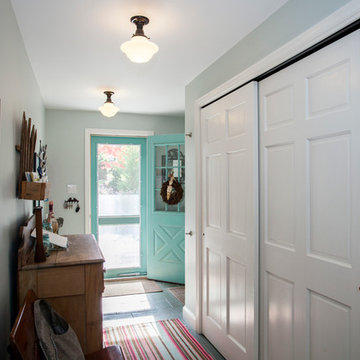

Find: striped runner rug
<box><xmin>103</xmin><ymin>318</ymin><xmax>214</xmax><ymax>360</ymax></box>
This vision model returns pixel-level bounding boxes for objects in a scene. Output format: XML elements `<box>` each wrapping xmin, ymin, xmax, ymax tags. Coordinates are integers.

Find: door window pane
<box><xmin>179</xmin><ymin>167</ymin><xmax>185</xmax><ymax>184</ymax></box>
<box><xmin>179</xmin><ymin>185</ymin><xmax>185</xmax><ymax>212</ymax></box>
<box><xmin>155</xmin><ymin>168</ymin><xmax>167</xmax><ymax>189</ymax></box>
<box><xmin>97</xmin><ymin>144</ymin><xmax>140</xmax><ymax>216</ymax></box>
<box><xmin>155</xmin><ymin>146</ymin><xmax>166</xmax><ymax>167</ymax></box>
<box><xmin>167</xmin><ymin>204</ymin><xmax>178</xmax><ymax>212</ymax></box>
<box><xmin>153</xmin><ymin>142</ymin><xmax>185</xmax><ymax>213</ymax></box>
<box><xmin>167</xmin><ymin>145</ymin><xmax>178</xmax><ymax>167</ymax></box>
<box><xmin>155</xmin><ymin>190</ymin><xmax>166</xmax><ymax>211</ymax></box>
<box><xmin>99</xmin><ymin>224</ymin><xmax>140</xmax><ymax>269</ymax></box>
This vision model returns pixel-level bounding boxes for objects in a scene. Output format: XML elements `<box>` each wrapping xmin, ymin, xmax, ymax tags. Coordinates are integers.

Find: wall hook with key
<box><xmin>64</xmin><ymin>197</ymin><xmax>80</xmax><ymax>213</ymax></box>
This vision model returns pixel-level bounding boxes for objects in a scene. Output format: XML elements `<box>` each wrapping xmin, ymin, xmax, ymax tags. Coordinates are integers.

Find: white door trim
<box><xmin>84</xmin><ymin>128</ymin><xmax>154</xmax><ymax>234</ymax></box>
<box><xmin>190</xmin><ymin>0</ymin><xmax>360</xmax><ymax>333</ymax></box>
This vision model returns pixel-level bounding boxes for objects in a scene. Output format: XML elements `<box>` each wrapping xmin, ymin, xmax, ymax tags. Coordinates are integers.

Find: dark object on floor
<box><xmin>167</xmin><ymin>286</ymin><xmax>185</xmax><ymax>304</ymax></box>
<box><xmin>34</xmin><ymin>299</ymin><xmax>84</xmax><ymax>360</ymax></box>
<box><xmin>103</xmin><ymin>279</ymin><xmax>163</xmax><ymax>297</ymax></box>
<box><xmin>8</xmin><ymin>289</ymin><xmax>124</xmax><ymax>360</ymax></box>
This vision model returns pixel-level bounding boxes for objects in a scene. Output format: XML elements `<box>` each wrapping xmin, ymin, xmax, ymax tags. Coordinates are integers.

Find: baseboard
<box><xmin>182</xmin><ymin>306</ymin><xmax>197</xmax><ymax>330</ymax></box>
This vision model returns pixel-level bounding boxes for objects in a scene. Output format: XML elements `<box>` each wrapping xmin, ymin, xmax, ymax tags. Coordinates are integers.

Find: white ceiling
<box><xmin>11</xmin><ymin>0</ymin><xmax>287</xmax><ymax>115</ymax></box>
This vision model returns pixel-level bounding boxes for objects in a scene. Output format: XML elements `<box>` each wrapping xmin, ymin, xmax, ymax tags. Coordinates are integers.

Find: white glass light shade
<box><xmin>121</xmin><ymin>36</ymin><xmax>159</xmax><ymax>63</ymax></box>
<box><xmin>98</xmin><ymin>102</ymin><xmax>119</xmax><ymax>117</ymax></box>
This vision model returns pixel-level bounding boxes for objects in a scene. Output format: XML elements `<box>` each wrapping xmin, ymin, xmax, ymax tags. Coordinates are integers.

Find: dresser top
<box><xmin>20</xmin><ymin>233</ymin><xmax>105</xmax><ymax>270</ymax></box>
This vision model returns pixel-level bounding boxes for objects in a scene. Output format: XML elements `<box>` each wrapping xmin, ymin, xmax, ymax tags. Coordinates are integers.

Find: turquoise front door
<box><xmin>147</xmin><ymin>134</ymin><xmax>185</xmax><ymax>284</ymax></box>
<box><xmin>91</xmin><ymin>136</ymin><xmax>147</xmax><ymax>278</ymax></box>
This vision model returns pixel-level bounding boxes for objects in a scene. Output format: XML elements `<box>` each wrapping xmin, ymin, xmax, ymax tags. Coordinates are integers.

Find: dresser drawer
<box><xmin>37</xmin><ymin>265</ymin><xmax>85</xmax><ymax>298</ymax></box>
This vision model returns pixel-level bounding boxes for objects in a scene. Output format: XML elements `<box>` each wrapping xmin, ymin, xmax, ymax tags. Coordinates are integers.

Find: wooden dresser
<box><xmin>17</xmin><ymin>221</ymin><xmax>105</xmax><ymax>355</ymax></box>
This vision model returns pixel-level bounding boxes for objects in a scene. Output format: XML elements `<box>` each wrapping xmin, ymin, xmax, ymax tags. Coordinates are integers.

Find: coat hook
<box><xmin>185</xmin><ymin>132</ymin><xmax>192</xmax><ymax>138</ymax></box>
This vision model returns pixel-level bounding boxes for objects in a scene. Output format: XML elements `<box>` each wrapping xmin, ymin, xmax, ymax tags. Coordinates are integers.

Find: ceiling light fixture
<box><xmin>98</xmin><ymin>91</ymin><xmax>119</xmax><ymax>117</ymax></box>
<box><xmin>120</xmin><ymin>15</ymin><xmax>159</xmax><ymax>64</ymax></box>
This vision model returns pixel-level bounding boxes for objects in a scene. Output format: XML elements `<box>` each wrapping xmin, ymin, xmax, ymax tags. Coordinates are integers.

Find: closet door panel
<box><xmin>201</xmin><ymin>82</ymin><xmax>258</xmax><ymax>360</ymax></box>
<box><xmin>264</xmin><ymin>143</ymin><xmax>295</xmax><ymax>250</ymax></box>
<box><xmin>265</xmin><ymin>272</ymin><xmax>294</xmax><ymax>360</ymax></box>
<box><xmin>260</xmin><ymin>30</ymin><xmax>360</xmax><ymax>360</ymax></box>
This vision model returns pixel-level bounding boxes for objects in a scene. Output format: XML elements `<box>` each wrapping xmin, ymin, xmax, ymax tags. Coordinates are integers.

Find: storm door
<box><xmin>91</xmin><ymin>136</ymin><xmax>146</xmax><ymax>278</ymax></box>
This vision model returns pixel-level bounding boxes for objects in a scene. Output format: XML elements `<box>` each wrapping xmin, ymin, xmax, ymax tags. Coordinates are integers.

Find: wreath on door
<box><xmin>160</xmin><ymin>172</ymin><xmax>184</xmax><ymax>205</ymax></box>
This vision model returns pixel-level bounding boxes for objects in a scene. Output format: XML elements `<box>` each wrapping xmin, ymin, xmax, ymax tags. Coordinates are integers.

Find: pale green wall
<box><xmin>184</xmin><ymin>0</ymin><xmax>351</xmax><ymax>318</ymax></box>
<box><xmin>45</xmin><ymin>109</ymin><xmax>184</xmax><ymax>234</ymax></box>
<box><xmin>0</xmin><ymin>0</ymin><xmax>45</xmax><ymax>357</ymax></box>
<box><xmin>186</xmin><ymin>0</ymin><xmax>351</xmax><ymax>103</ymax></box>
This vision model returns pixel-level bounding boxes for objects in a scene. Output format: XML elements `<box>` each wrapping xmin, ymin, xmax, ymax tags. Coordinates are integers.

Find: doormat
<box><xmin>167</xmin><ymin>286</ymin><xmax>185</xmax><ymax>305</ymax></box>
<box><xmin>103</xmin><ymin>318</ymin><xmax>213</xmax><ymax>360</ymax></box>
<box><xmin>103</xmin><ymin>279</ymin><xmax>163</xmax><ymax>297</ymax></box>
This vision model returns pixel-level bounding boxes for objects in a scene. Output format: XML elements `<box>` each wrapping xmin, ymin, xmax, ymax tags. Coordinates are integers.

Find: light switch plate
<box><xmin>67</xmin><ymin>184</ymin><xmax>77</xmax><ymax>194</ymax></box>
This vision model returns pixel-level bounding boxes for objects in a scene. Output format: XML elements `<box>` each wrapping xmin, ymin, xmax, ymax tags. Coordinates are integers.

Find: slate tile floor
<box><xmin>102</xmin><ymin>281</ymin><xmax>225</xmax><ymax>359</ymax></box>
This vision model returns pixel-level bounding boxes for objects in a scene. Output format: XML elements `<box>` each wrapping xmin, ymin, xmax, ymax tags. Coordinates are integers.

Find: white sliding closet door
<box><xmin>201</xmin><ymin>82</ymin><xmax>258</xmax><ymax>360</ymax></box>
<box><xmin>259</xmin><ymin>31</ymin><xmax>360</xmax><ymax>360</ymax></box>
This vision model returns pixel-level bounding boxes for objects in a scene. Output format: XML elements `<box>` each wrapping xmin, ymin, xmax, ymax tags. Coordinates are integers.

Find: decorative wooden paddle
<box><xmin>16</xmin><ymin>112</ymin><xmax>37</xmax><ymax>195</ymax></box>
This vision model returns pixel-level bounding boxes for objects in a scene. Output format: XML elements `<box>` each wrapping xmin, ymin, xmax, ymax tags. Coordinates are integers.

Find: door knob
<box><xmin>185</xmin><ymin>230</ymin><xmax>193</xmax><ymax>236</ymax></box>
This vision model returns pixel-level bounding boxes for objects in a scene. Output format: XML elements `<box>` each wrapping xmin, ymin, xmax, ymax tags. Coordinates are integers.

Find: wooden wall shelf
<box><xmin>19</xmin><ymin>181</ymin><xmax>50</xmax><ymax>200</ymax></box>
